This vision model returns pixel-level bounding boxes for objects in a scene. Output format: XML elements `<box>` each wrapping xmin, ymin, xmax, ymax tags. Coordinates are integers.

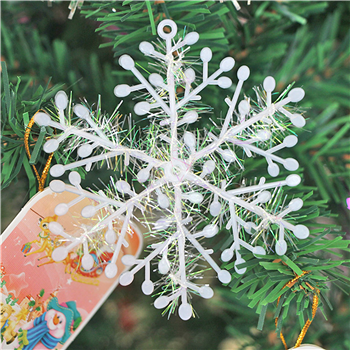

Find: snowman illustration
<box><xmin>13</xmin><ymin>297</ymin><xmax>81</xmax><ymax>350</ymax></box>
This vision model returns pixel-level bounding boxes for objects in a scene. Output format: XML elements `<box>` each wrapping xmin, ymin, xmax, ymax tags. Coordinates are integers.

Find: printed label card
<box><xmin>0</xmin><ymin>187</ymin><xmax>142</xmax><ymax>349</ymax></box>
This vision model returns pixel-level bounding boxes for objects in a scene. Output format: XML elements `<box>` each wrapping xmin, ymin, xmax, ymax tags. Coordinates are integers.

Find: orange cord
<box><xmin>24</xmin><ymin>110</ymin><xmax>54</xmax><ymax>192</ymax></box>
<box><xmin>275</xmin><ymin>271</ymin><xmax>319</xmax><ymax>349</ymax></box>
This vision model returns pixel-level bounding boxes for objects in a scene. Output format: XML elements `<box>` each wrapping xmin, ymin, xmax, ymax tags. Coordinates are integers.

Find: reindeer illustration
<box><xmin>22</xmin><ymin>215</ymin><xmax>64</xmax><ymax>266</ymax></box>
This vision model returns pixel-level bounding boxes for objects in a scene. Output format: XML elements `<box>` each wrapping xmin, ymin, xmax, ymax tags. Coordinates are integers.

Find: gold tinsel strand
<box><xmin>275</xmin><ymin>270</ymin><xmax>319</xmax><ymax>349</ymax></box>
<box><xmin>24</xmin><ymin>110</ymin><xmax>54</xmax><ymax>192</ymax></box>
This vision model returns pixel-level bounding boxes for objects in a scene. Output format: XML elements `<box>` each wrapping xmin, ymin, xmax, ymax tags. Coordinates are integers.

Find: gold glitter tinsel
<box><xmin>275</xmin><ymin>270</ymin><xmax>319</xmax><ymax>350</ymax></box>
<box><xmin>24</xmin><ymin>110</ymin><xmax>54</xmax><ymax>192</ymax></box>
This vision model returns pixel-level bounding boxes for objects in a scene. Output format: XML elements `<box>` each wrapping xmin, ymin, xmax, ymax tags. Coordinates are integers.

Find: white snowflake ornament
<box><xmin>36</xmin><ymin>19</ymin><xmax>309</xmax><ymax>320</ymax></box>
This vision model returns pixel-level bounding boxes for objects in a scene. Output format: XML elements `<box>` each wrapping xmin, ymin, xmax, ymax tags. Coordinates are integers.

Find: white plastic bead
<box><xmin>105</xmin><ymin>263</ymin><xmax>118</xmax><ymax>279</ymax></box>
<box><xmin>121</xmin><ymin>255</ymin><xmax>137</xmax><ymax>266</ymax></box>
<box><xmin>137</xmin><ymin>168</ymin><xmax>150</xmax><ymax>183</ymax></box>
<box><xmin>43</xmin><ymin>139</ymin><xmax>59</xmax><ymax>153</ymax></box>
<box><xmin>74</xmin><ymin>104</ymin><xmax>89</xmax><ymax>119</ymax></box>
<box><xmin>116</xmin><ymin>180</ymin><xmax>131</xmax><ymax>194</ymax></box>
<box><xmin>52</xmin><ymin>247</ymin><xmax>68</xmax><ymax>262</ymax></box>
<box><xmin>149</xmin><ymin>73</ymin><xmax>164</xmax><ymax>87</ymax></box>
<box><xmin>50</xmin><ymin>164</ymin><xmax>65</xmax><ymax>177</ymax></box>
<box><xmin>220</xmin><ymin>57</ymin><xmax>235</xmax><ymax>72</ymax></box>
<box><xmin>283</xmin><ymin>135</ymin><xmax>298</xmax><ymax>148</ymax></box>
<box><xmin>139</xmin><ymin>41</ymin><xmax>155</xmax><ymax>55</ymax></box>
<box><xmin>134</xmin><ymin>101</ymin><xmax>151</xmax><ymax>115</ymax></box>
<box><xmin>234</xmin><ymin>259</ymin><xmax>247</xmax><ymax>274</ymax></box>
<box><xmin>217</xmin><ymin>77</ymin><xmax>232</xmax><ymax>89</ymax></box>
<box><xmin>142</xmin><ymin>280</ymin><xmax>154</xmax><ymax>295</ymax></box>
<box><xmin>253</xmin><ymin>246</ymin><xmax>266</xmax><ymax>257</ymax></box>
<box><xmin>186</xmin><ymin>192</ymin><xmax>204</xmax><ymax>204</ymax></box>
<box><xmin>221</xmin><ymin>149</ymin><xmax>237</xmax><ymax>163</ymax></box>
<box><xmin>81</xmin><ymin>254</ymin><xmax>94</xmax><ymax>270</ymax></box>
<box><xmin>291</xmin><ymin>114</ymin><xmax>306</xmax><ymax>128</ymax></box>
<box><xmin>185</xmin><ymin>68</ymin><xmax>196</xmax><ymax>83</ymax></box>
<box><xmin>181</xmin><ymin>110</ymin><xmax>198</xmax><ymax>124</ymax></box>
<box><xmin>218</xmin><ymin>270</ymin><xmax>231</xmax><ymax>283</ymax></box>
<box><xmin>286</xmin><ymin>174</ymin><xmax>301</xmax><ymax>187</ymax></box>
<box><xmin>154</xmin><ymin>296</ymin><xmax>169</xmax><ymax>309</ymax></box>
<box><xmin>263</xmin><ymin>76</ymin><xmax>276</xmax><ymax>92</ymax></box>
<box><xmin>179</xmin><ymin>303</ymin><xmax>192</xmax><ymax>321</ymax></box>
<box><xmin>34</xmin><ymin>112</ymin><xmax>51</xmax><ymax>126</ymax></box>
<box><xmin>158</xmin><ymin>194</ymin><xmax>170</xmax><ymax>209</ymax></box>
<box><xmin>288</xmin><ymin>88</ymin><xmax>305</xmax><ymax>102</ymax></box>
<box><xmin>55</xmin><ymin>203</ymin><xmax>69</xmax><ymax>216</ymax></box>
<box><xmin>81</xmin><ymin>205</ymin><xmax>97</xmax><ymax>218</ymax></box>
<box><xmin>55</xmin><ymin>91</ymin><xmax>68</xmax><ymax>110</ymax></box>
<box><xmin>184</xmin><ymin>132</ymin><xmax>196</xmax><ymax>149</ymax></box>
<box><xmin>78</xmin><ymin>144</ymin><xmax>93</xmax><ymax>158</ymax></box>
<box><xmin>276</xmin><ymin>239</ymin><xmax>287</xmax><ymax>255</ymax></box>
<box><xmin>158</xmin><ymin>257</ymin><xmax>170</xmax><ymax>274</ymax></box>
<box><xmin>293</xmin><ymin>225</ymin><xmax>309</xmax><ymax>239</ymax></box>
<box><xmin>221</xmin><ymin>249</ymin><xmax>233</xmax><ymax>262</ymax></box>
<box><xmin>210</xmin><ymin>201</ymin><xmax>222</xmax><ymax>216</ymax></box>
<box><xmin>50</xmin><ymin>180</ymin><xmax>66</xmax><ymax>193</ymax></box>
<box><xmin>284</xmin><ymin>158</ymin><xmax>299</xmax><ymax>171</ymax></box>
<box><xmin>257</xmin><ymin>191</ymin><xmax>271</xmax><ymax>203</ymax></box>
<box><xmin>237</xmin><ymin>66</ymin><xmax>250</xmax><ymax>81</ymax></box>
<box><xmin>257</xmin><ymin>130</ymin><xmax>271</xmax><ymax>141</ymax></box>
<box><xmin>202</xmin><ymin>224</ymin><xmax>218</xmax><ymax>238</ymax></box>
<box><xmin>289</xmin><ymin>198</ymin><xmax>303</xmax><ymax>211</ymax></box>
<box><xmin>154</xmin><ymin>218</ymin><xmax>171</xmax><ymax>231</ymax></box>
<box><xmin>200</xmin><ymin>47</ymin><xmax>212</xmax><ymax>62</ymax></box>
<box><xmin>105</xmin><ymin>229</ymin><xmax>117</xmax><ymax>244</ymax></box>
<box><xmin>200</xmin><ymin>286</ymin><xmax>214</xmax><ymax>299</ymax></box>
<box><xmin>238</xmin><ymin>100</ymin><xmax>250</xmax><ymax>115</ymax></box>
<box><xmin>268</xmin><ymin>163</ymin><xmax>280</xmax><ymax>177</ymax></box>
<box><xmin>119</xmin><ymin>271</ymin><xmax>134</xmax><ymax>285</ymax></box>
<box><xmin>245</xmin><ymin>222</ymin><xmax>257</xmax><ymax>234</ymax></box>
<box><xmin>184</xmin><ymin>32</ymin><xmax>199</xmax><ymax>45</ymax></box>
<box><xmin>119</xmin><ymin>55</ymin><xmax>135</xmax><ymax>70</ymax></box>
<box><xmin>114</xmin><ymin>84</ymin><xmax>131</xmax><ymax>97</ymax></box>
<box><xmin>202</xmin><ymin>160</ymin><xmax>216</xmax><ymax>175</ymax></box>
<box><xmin>48</xmin><ymin>222</ymin><xmax>64</xmax><ymax>235</ymax></box>
<box><xmin>69</xmin><ymin>171</ymin><xmax>81</xmax><ymax>186</ymax></box>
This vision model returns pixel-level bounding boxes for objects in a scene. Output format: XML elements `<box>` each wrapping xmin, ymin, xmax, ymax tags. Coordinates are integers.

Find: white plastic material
<box><xmin>288</xmin><ymin>344</ymin><xmax>325</xmax><ymax>350</ymax></box>
<box><xmin>119</xmin><ymin>55</ymin><xmax>135</xmax><ymax>70</ymax></box>
<box><xmin>293</xmin><ymin>225</ymin><xmax>310</xmax><ymax>239</ymax></box>
<box><xmin>105</xmin><ymin>263</ymin><xmax>118</xmax><ymax>279</ymax></box>
<box><xmin>179</xmin><ymin>111</ymin><xmax>198</xmax><ymax>126</ymax></box>
<box><xmin>179</xmin><ymin>303</ymin><xmax>192</xmax><ymax>321</ymax></box>
<box><xmin>263</xmin><ymin>76</ymin><xmax>276</xmax><ymax>92</ymax></box>
<box><xmin>52</xmin><ymin>246</ymin><xmax>68</xmax><ymax>262</ymax></box>
<box><xmin>55</xmin><ymin>91</ymin><xmax>68</xmax><ymax>110</ymax></box>
<box><xmin>200</xmin><ymin>47</ymin><xmax>212</xmax><ymax>62</ymax></box>
<box><xmin>237</xmin><ymin>66</ymin><xmax>250</xmax><ymax>81</ymax></box>
<box><xmin>34</xmin><ymin>112</ymin><xmax>51</xmax><ymax>126</ymax></box>
<box><xmin>139</xmin><ymin>41</ymin><xmax>155</xmax><ymax>55</ymax></box>
<box><xmin>184</xmin><ymin>32</ymin><xmax>199</xmax><ymax>45</ymax></box>
<box><xmin>220</xmin><ymin>57</ymin><xmax>235</xmax><ymax>72</ymax></box>
<box><xmin>43</xmin><ymin>19</ymin><xmax>308</xmax><ymax>320</ymax></box>
<box><xmin>43</xmin><ymin>139</ymin><xmax>59</xmax><ymax>153</ymax></box>
<box><xmin>105</xmin><ymin>229</ymin><xmax>117</xmax><ymax>244</ymax></box>
<box><xmin>81</xmin><ymin>254</ymin><xmax>94</xmax><ymax>270</ymax></box>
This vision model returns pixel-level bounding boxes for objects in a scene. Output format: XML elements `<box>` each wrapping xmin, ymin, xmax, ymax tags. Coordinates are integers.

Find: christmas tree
<box><xmin>1</xmin><ymin>1</ymin><xmax>349</xmax><ymax>349</ymax></box>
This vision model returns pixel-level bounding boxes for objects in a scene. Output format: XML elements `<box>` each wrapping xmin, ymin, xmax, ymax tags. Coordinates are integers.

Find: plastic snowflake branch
<box><xmin>36</xmin><ymin>19</ymin><xmax>309</xmax><ymax>320</ymax></box>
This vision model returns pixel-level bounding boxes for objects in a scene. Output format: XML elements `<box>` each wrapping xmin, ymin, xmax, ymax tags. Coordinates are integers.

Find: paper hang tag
<box><xmin>0</xmin><ymin>187</ymin><xmax>142</xmax><ymax>350</ymax></box>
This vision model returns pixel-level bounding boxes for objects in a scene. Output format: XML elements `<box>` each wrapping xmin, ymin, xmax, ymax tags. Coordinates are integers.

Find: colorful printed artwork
<box><xmin>0</xmin><ymin>188</ymin><xmax>142</xmax><ymax>349</ymax></box>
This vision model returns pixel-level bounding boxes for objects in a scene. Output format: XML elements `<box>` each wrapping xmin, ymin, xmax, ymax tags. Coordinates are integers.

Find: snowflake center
<box><xmin>163</xmin><ymin>159</ymin><xmax>191</xmax><ymax>183</ymax></box>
